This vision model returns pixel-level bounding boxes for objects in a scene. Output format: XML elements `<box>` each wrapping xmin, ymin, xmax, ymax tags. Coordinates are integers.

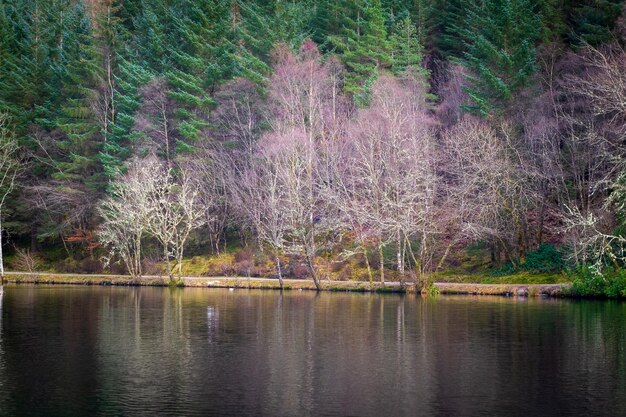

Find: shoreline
<box><xmin>2</xmin><ymin>272</ymin><xmax>570</xmax><ymax>297</ymax></box>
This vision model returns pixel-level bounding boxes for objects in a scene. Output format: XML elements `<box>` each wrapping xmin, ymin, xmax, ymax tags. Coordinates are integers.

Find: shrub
<box><xmin>490</xmin><ymin>244</ymin><xmax>565</xmax><ymax>276</ymax></box>
<box><xmin>569</xmin><ymin>267</ymin><xmax>626</xmax><ymax>298</ymax></box>
<box><xmin>234</xmin><ymin>259</ymin><xmax>254</xmax><ymax>277</ymax></box>
<box><xmin>292</xmin><ymin>264</ymin><xmax>309</xmax><ymax>279</ymax></box>
<box><xmin>234</xmin><ymin>248</ymin><xmax>254</xmax><ymax>263</ymax></box>
<box><xmin>524</xmin><ymin>244</ymin><xmax>565</xmax><ymax>273</ymax></box>
<box><xmin>11</xmin><ymin>247</ymin><xmax>42</xmax><ymax>274</ymax></box>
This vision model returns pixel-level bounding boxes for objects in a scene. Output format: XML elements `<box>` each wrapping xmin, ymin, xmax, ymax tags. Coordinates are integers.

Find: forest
<box><xmin>1</xmin><ymin>0</ymin><xmax>626</xmax><ymax>294</ymax></box>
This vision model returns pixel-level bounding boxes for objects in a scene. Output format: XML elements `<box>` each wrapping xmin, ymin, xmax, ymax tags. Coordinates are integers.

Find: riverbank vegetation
<box><xmin>1</xmin><ymin>1</ymin><xmax>626</xmax><ymax>297</ymax></box>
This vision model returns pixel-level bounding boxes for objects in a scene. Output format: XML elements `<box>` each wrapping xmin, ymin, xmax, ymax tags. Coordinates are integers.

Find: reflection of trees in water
<box><xmin>565</xmin><ymin>300</ymin><xmax>626</xmax><ymax>414</ymax></box>
<box><xmin>0</xmin><ymin>286</ymin><xmax>4</xmax><ymax>409</ymax></box>
<box><xmin>89</xmin><ymin>291</ymin><xmax>626</xmax><ymax>416</ymax></box>
<box><xmin>257</xmin><ymin>292</ymin><xmax>431</xmax><ymax>415</ymax></box>
<box><xmin>206</xmin><ymin>306</ymin><xmax>219</xmax><ymax>341</ymax></box>
<box><xmin>423</xmin><ymin>297</ymin><xmax>626</xmax><ymax>416</ymax></box>
<box><xmin>96</xmin><ymin>287</ymin><xmax>197</xmax><ymax>413</ymax></box>
<box><xmin>1</xmin><ymin>288</ymin><xmax>625</xmax><ymax>416</ymax></box>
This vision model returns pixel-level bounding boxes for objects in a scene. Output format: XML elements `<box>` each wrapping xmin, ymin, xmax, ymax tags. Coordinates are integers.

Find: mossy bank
<box><xmin>2</xmin><ymin>272</ymin><xmax>572</xmax><ymax>297</ymax></box>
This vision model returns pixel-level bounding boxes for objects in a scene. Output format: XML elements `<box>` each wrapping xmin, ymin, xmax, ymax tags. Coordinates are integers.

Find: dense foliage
<box><xmin>1</xmin><ymin>0</ymin><xmax>626</xmax><ymax>291</ymax></box>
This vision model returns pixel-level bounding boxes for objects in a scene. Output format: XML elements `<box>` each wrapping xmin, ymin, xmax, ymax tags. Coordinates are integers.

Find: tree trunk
<box><xmin>164</xmin><ymin>244</ymin><xmax>173</xmax><ymax>280</ymax></box>
<box><xmin>136</xmin><ymin>233</ymin><xmax>142</xmax><ymax>278</ymax></box>
<box><xmin>30</xmin><ymin>225</ymin><xmax>38</xmax><ymax>253</ymax></box>
<box><xmin>436</xmin><ymin>242</ymin><xmax>454</xmax><ymax>272</ymax></box>
<box><xmin>0</xmin><ymin>216</ymin><xmax>4</xmax><ymax>286</ymax></box>
<box><xmin>275</xmin><ymin>254</ymin><xmax>284</xmax><ymax>289</ymax></box>
<box><xmin>364</xmin><ymin>247</ymin><xmax>373</xmax><ymax>286</ymax></box>
<box><xmin>305</xmin><ymin>252</ymin><xmax>321</xmax><ymax>291</ymax></box>
<box><xmin>538</xmin><ymin>200</ymin><xmax>545</xmax><ymax>246</ymax></box>
<box><xmin>397</xmin><ymin>234</ymin><xmax>404</xmax><ymax>286</ymax></box>
<box><xmin>379</xmin><ymin>242</ymin><xmax>385</xmax><ymax>284</ymax></box>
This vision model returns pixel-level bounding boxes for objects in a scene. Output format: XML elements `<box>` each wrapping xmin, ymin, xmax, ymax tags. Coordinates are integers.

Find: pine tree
<box><xmin>570</xmin><ymin>0</ymin><xmax>624</xmax><ymax>45</ymax></box>
<box><xmin>334</xmin><ymin>0</ymin><xmax>392</xmax><ymax>107</ymax></box>
<box><xmin>383</xmin><ymin>0</ymin><xmax>434</xmax><ymax>46</ymax></box>
<box><xmin>0</xmin><ymin>0</ymin><xmax>59</xmax><ymax>133</ymax></box>
<box><xmin>85</xmin><ymin>1</ymin><xmax>148</xmax><ymax>180</ymax></box>
<box><xmin>390</xmin><ymin>16</ymin><xmax>426</xmax><ymax>75</ymax></box>
<box><xmin>218</xmin><ymin>1</ymin><xmax>270</xmax><ymax>87</ymax></box>
<box><xmin>132</xmin><ymin>0</ymin><xmax>236</xmax><ymax>154</ymax></box>
<box><xmin>409</xmin><ymin>0</ymin><xmax>435</xmax><ymax>48</ymax></box>
<box><xmin>539</xmin><ymin>0</ymin><xmax>569</xmax><ymax>43</ymax></box>
<box><xmin>100</xmin><ymin>54</ymin><xmax>152</xmax><ymax>179</ymax></box>
<box><xmin>131</xmin><ymin>0</ymin><xmax>171</xmax><ymax>72</ymax></box>
<box><xmin>431</xmin><ymin>0</ymin><xmax>466</xmax><ymax>57</ymax></box>
<box><xmin>456</xmin><ymin>0</ymin><xmax>541</xmax><ymax>116</ymax></box>
<box><xmin>53</xmin><ymin>3</ymin><xmax>105</xmax><ymax>190</ymax></box>
<box><xmin>310</xmin><ymin>0</ymin><xmax>339</xmax><ymax>47</ymax></box>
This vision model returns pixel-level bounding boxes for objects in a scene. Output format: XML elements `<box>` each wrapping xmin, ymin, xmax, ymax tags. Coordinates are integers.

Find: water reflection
<box><xmin>0</xmin><ymin>285</ymin><xmax>4</xmax><ymax>412</ymax></box>
<box><xmin>0</xmin><ymin>287</ymin><xmax>624</xmax><ymax>416</ymax></box>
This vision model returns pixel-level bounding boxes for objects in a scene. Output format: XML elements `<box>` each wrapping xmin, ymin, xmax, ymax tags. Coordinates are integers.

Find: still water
<box><xmin>0</xmin><ymin>285</ymin><xmax>624</xmax><ymax>417</ymax></box>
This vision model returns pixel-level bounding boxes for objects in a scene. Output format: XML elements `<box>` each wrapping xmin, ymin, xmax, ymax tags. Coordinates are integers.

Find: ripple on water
<box><xmin>0</xmin><ymin>286</ymin><xmax>624</xmax><ymax>417</ymax></box>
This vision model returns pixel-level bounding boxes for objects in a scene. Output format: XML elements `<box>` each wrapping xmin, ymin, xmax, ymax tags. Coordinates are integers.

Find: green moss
<box><xmin>434</xmin><ymin>271</ymin><xmax>569</xmax><ymax>285</ymax></box>
<box><xmin>167</xmin><ymin>279</ymin><xmax>185</xmax><ymax>288</ymax></box>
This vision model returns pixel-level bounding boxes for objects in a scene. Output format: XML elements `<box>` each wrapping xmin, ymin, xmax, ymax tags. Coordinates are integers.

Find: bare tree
<box><xmin>187</xmin><ymin>147</ymin><xmax>231</xmax><ymax>255</ymax></box>
<box><xmin>228</xmin><ymin>144</ymin><xmax>291</xmax><ymax>287</ymax></box>
<box><xmin>556</xmin><ymin>44</ymin><xmax>626</xmax><ymax>268</ymax></box>
<box><xmin>211</xmin><ymin>78</ymin><xmax>264</xmax><ymax>154</ymax></box>
<box><xmin>441</xmin><ymin>118</ymin><xmax>540</xmax><ymax>265</ymax></box>
<box><xmin>98</xmin><ymin>156</ymin><xmax>206</xmax><ymax>280</ymax></box>
<box><xmin>12</xmin><ymin>247</ymin><xmax>42</xmax><ymax>278</ymax></box>
<box><xmin>561</xmin><ymin>205</ymin><xmax>626</xmax><ymax>275</ymax></box>
<box><xmin>259</xmin><ymin>41</ymin><xmax>348</xmax><ymax>290</ymax></box>
<box><xmin>334</xmin><ymin>73</ymin><xmax>438</xmax><ymax>285</ymax></box>
<box><xmin>97</xmin><ymin>157</ymin><xmax>159</xmax><ymax>277</ymax></box>
<box><xmin>144</xmin><ymin>159</ymin><xmax>207</xmax><ymax>280</ymax></box>
<box><xmin>193</xmin><ymin>78</ymin><xmax>266</xmax><ymax>254</ymax></box>
<box><xmin>0</xmin><ymin>113</ymin><xmax>20</xmax><ymax>283</ymax></box>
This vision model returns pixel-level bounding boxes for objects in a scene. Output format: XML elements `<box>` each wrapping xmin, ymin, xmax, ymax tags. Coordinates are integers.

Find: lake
<box><xmin>0</xmin><ymin>285</ymin><xmax>624</xmax><ymax>416</ymax></box>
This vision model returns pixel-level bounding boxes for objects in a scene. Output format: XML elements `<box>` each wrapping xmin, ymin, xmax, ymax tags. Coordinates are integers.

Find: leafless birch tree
<box><xmin>144</xmin><ymin>160</ymin><xmax>207</xmax><ymax>280</ymax></box>
<box><xmin>98</xmin><ymin>156</ymin><xmax>206</xmax><ymax>280</ymax></box>
<box><xmin>335</xmin><ymin>73</ymin><xmax>438</xmax><ymax>285</ymax></box>
<box><xmin>245</xmin><ymin>41</ymin><xmax>346</xmax><ymax>290</ymax></box>
<box><xmin>0</xmin><ymin>114</ymin><xmax>20</xmax><ymax>283</ymax></box>
<box><xmin>97</xmin><ymin>157</ymin><xmax>158</xmax><ymax>277</ymax></box>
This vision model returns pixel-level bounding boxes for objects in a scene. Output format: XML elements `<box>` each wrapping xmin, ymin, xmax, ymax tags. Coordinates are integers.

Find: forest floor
<box><xmin>2</xmin><ymin>271</ymin><xmax>569</xmax><ymax>297</ymax></box>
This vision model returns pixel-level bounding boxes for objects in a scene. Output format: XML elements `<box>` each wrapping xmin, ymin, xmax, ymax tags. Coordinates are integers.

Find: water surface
<box><xmin>0</xmin><ymin>285</ymin><xmax>624</xmax><ymax>416</ymax></box>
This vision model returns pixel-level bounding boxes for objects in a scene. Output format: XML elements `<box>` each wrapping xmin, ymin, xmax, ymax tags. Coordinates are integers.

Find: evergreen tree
<box><xmin>225</xmin><ymin>1</ymin><xmax>272</xmax><ymax>85</ymax></box>
<box><xmin>91</xmin><ymin>1</ymin><xmax>151</xmax><ymax>179</ymax></box>
<box><xmin>334</xmin><ymin>0</ymin><xmax>392</xmax><ymax>106</ymax></box>
<box><xmin>132</xmin><ymin>1</ymin><xmax>236</xmax><ymax>154</ymax></box>
<box><xmin>54</xmin><ymin>18</ymin><xmax>103</xmax><ymax>189</ymax></box>
<box><xmin>409</xmin><ymin>0</ymin><xmax>435</xmax><ymax>48</ymax></box>
<box><xmin>165</xmin><ymin>2</ymin><xmax>216</xmax><ymax>151</ymax></box>
<box><xmin>539</xmin><ymin>0</ymin><xmax>569</xmax><ymax>42</ymax></box>
<box><xmin>130</xmin><ymin>0</ymin><xmax>177</xmax><ymax>73</ymax></box>
<box><xmin>430</xmin><ymin>0</ymin><xmax>466</xmax><ymax>57</ymax></box>
<box><xmin>311</xmin><ymin>0</ymin><xmax>360</xmax><ymax>49</ymax></box>
<box><xmin>0</xmin><ymin>0</ymin><xmax>59</xmax><ymax>133</ymax></box>
<box><xmin>570</xmin><ymin>0</ymin><xmax>624</xmax><ymax>45</ymax></box>
<box><xmin>383</xmin><ymin>0</ymin><xmax>434</xmax><ymax>46</ymax></box>
<box><xmin>390</xmin><ymin>16</ymin><xmax>426</xmax><ymax>75</ymax></box>
<box><xmin>456</xmin><ymin>0</ymin><xmax>541</xmax><ymax>116</ymax></box>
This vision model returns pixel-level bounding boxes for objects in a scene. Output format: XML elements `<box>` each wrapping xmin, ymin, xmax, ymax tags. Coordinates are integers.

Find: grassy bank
<box><xmin>3</xmin><ymin>272</ymin><xmax>572</xmax><ymax>297</ymax></box>
<box><xmin>434</xmin><ymin>270</ymin><xmax>569</xmax><ymax>285</ymax></box>
<box><xmin>2</xmin><ymin>273</ymin><xmax>404</xmax><ymax>293</ymax></box>
<box><xmin>8</xmin><ymin>252</ymin><xmax>626</xmax><ymax>298</ymax></box>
